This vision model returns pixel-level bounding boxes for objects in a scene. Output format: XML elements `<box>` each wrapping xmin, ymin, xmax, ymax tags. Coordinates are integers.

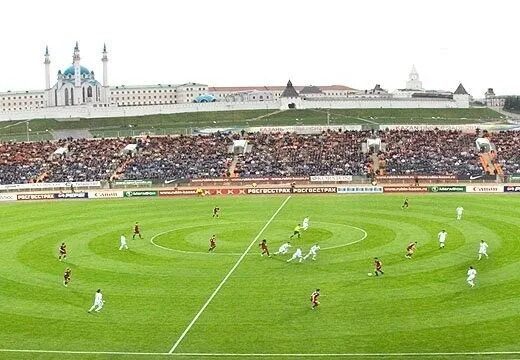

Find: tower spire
<box><xmin>44</xmin><ymin>45</ymin><xmax>51</xmax><ymax>90</ymax></box>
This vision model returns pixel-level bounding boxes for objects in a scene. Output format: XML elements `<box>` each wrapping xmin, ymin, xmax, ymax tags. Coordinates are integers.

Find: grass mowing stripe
<box><xmin>168</xmin><ymin>196</ymin><xmax>292</xmax><ymax>354</ymax></box>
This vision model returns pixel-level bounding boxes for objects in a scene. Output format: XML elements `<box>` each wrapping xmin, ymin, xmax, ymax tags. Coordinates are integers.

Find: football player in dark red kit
<box><xmin>259</xmin><ymin>239</ymin><xmax>270</xmax><ymax>257</ymax></box>
<box><xmin>373</xmin><ymin>257</ymin><xmax>384</xmax><ymax>276</ymax></box>
<box><xmin>58</xmin><ymin>242</ymin><xmax>67</xmax><ymax>261</ymax></box>
<box><xmin>208</xmin><ymin>234</ymin><xmax>217</xmax><ymax>252</ymax></box>
<box><xmin>133</xmin><ymin>222</ymin><xmax>142</xmax><ymax>239</ymax></box>
<box><xmin>63</xmin><ymin>268</ymin><xmax>71</xmax><ymax>287</ymax></box>
<box><xmin>310</xmin><ymin>289</ymin><xmax>320</xmax><ymax>309</ymax></box>
<box><xmin>405</xmin><ymin>241</ymin><xmax>417</xmax><ymax>259</ymax></box>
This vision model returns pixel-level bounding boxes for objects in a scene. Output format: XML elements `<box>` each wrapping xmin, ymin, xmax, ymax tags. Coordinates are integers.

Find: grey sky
<box><xmin>0</xmin><ymin>0</ymin><xmax>517</xmax><ymax>96</ymax></box>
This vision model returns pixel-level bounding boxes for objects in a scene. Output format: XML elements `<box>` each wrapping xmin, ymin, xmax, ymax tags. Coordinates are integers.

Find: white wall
<box><xmin>0</xmin><ymin>96</ymin><xmax>470</xmax><ymax>122</ymax></box>
<box><xmin>0</xmin><ymin>101</ymin><xmax>281</xmax><ymax>122</ymax></box>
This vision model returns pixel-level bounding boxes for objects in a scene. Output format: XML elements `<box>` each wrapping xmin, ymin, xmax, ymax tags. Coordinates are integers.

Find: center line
<box><xmin>168</xmin><ymin>196</ymin><xmax>292</xmax><ymax>354</ymax></box>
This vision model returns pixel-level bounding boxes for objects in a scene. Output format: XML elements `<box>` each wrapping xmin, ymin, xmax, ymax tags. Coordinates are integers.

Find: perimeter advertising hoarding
<box><xmin>377</xmin><ymin>175</ymin><xmax>457</xmax><ymax>180</ymax></box>
<box><xmin>428</xmin><ymin>186</ymin><xmax>466</xmax><ymax>193</ymax></box>
<box><xmin>55</xmin><ymin>192</ymin><xmax>88</xmax><ymax>199</ymax></box>
<box><xmin>383</xmin><ymin>186</ymin><xmax>428</xmax><ymax>193</ymax></box>
<box><xmin>17</xmin><ymin>193</ymin><xmax>56</xmax><ymax>200</ymax></box>
<box><xmin>206</xmin><ymin>189</ymin><xmax>247</xmax><ymax>195</ymax></box>
<box><xmin>88</xmin><ymin>191</ymin><xmax>124</xmax><ymax>198</ymax></box>
<box><xmin>466</xmin><ymin>185</ymin><xmax>504</xmax><ymax>193</ymax></box>
<box><xmin>159</xmin><ymin>190</ymin><xmax>198</xmax><ymax>196</ymax></box>
<box><xmin>123</xmin><ymin>191</ymin><xmax>158</xmax><ymax>197</ymax></box>
<box><xmin>0</xmin><ymin>193</ymin><xmax>17</xmax><ymax>201</ymax></box>
<box><xmin>113</xmin><ymin>180</ymin><xmax>152</xmax><ymax>186</ymax></box>
<box><xmin>191</xmin><ymin>177</ymin><xmax>308</xmax><ymax>183</ymax></box>
<box><xmin>310</xmin><ymin>175</ymin><xmax>353</xmax><ymax>182</ymax></box>
<box><xmin>504</xmin><ymin>186</ymin><xmax>520</xmax><ymax>192</ymax></box>
<box><xmin>0</xmin><ymin>181</ymin><xmax>101</xmax><ymax>191</ymax></box>
<box><xmin>246</xmin><ymin>187</ymin><xmax>337</xmax><ymax>194</ymax></box>
<box><xmin>337</xmin><ymin>186</ymin><xmax>383</xmax><ymax>194</ymax></box>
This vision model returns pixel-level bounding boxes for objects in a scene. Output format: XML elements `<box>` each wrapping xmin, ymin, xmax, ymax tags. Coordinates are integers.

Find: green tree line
<box><xmin>504</xmin><ymin>96</ymin><xmax>520</xmax><ymax>111</ymax></box>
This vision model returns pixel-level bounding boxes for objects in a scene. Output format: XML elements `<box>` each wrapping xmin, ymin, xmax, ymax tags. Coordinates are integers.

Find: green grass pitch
<box><xmin>0</xmin><ymin>194</ymin><xmax>518</xmax><ymax>360</ymax></box>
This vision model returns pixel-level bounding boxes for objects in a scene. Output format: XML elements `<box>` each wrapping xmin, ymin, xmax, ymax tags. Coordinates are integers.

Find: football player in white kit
<box><xmin>302</xmin><ymin>217</ymin><xmax>310</xmax><ymax>231</ymax></box>
<box><xmin>478</xmin><ymin>240</ymin><xmax>489</xmax><ymax>260</ymax></box>
<box><xmin>438</xmin><ymin>230</ymin><xmax>447</xmax><ymax>249</ymax></box>
<box><xmin>287</xmin><ymin>248</ymin><xmax>303</xmax><ymax>263</ymax></box>
<box><xmin>466</xmin><ymin>266</ymin><xmax>477</xmax><ymax>287</ymax></box>
<box><xmin>88</xmin><ymin>289</ymin><xmax>105</xmax><ymax>313</ymax></box>
<box><xmin>119</xmin><ymin>234</ymin><xmax>128</xmax><ymax>250</ymax></box>
<box><xmin>274</xmin><ymin>242</ymin><xmax>291</xmax><ymax>255</ymax></box>
<box><xmin>303</xmin><ymin>244</ymin><xmax>321</xmax><ymax>261</ymax></box>
<box><xmin>456</xmin><ymin>206</ymin><xmax>464</xmax><ymax>220</ymax></box>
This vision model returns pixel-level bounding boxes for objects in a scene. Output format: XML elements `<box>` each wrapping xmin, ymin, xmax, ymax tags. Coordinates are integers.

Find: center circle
<box><xmin>150</xmin><ymin>221</ymin><xmax>367</xmax><ymax>255</ymax></box>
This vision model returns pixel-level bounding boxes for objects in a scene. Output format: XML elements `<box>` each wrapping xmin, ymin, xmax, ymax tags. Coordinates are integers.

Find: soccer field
<box><xmin>0</xmin><ymin>195</ymin><xmax>519</xmax><ymax>360</ymax></box>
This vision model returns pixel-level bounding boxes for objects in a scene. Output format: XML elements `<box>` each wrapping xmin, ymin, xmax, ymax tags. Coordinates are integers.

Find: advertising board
<box><xmin>159</xmin><ymin>189</ymin><xmax>198</xmax><ymax>196</ymax></box>
<box><xmin>55</xmin><ymin>192</ymin><xmax>88</xmax><ymax>199</ymax></box>
<box><xmin>428</xmin><ymin>186</ymin><xmax>466</xmax><ymax>193</ymax></box>
<box><xmin>246</xmin><ymin>188</ymin><xmax>292</xmax><ymax>194</ymax></box>
<box><xmin>384</xmin><ymin>186</ymin><xmax>428</xmax><ymax>193</ymax></box>
<box><xmin>0</xmin><ymin>193</ymin><xmax>17</xmax><ymax>201</ymax></box>
<box><xmin>504</xmin><ymin>185</ymin><xmax>520</xmax><ymax>192</ymax></box>
<box><xmin>123</xmin><ymin>190</ymin><xmax>158</xmax><ymax>197</ymax></box>
<box><xmin>310</xmin><ymin>175</ymin><xmax>353</xmax><ymax>182</ymax></box>
<box><xmin>17</xmin><ymin>193</ymin><xmax>56</xmax><ymax>200</ymax></box>
<box><xmin>337</xmin><ymin>186</ymin><xmax>383</xmax><ymax>194</ymax></box>
<box><xmin>88</xmin><ymin>191</ymin><xmax>124</xmax><ymax>199</ymax></box>
<box><xmin>206</xmin><ymin>189</ymin><xmax>247</xmax><ymax>195</ymax></box>
<box><xmin>466</xmin><ymin>185</ymin><xmax>504</xmax><ymax>193</ymax></box>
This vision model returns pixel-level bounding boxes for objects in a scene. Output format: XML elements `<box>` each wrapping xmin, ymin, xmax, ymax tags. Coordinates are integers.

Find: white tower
<box><xmin>406</xmin><ymin>65</ymin><xmax>423</xmax><ymax>90</ymax></box>
<box><xmin>102</xmin><ymin>43</ymin><xmax>108</xmax><ymax>87</ymax></box>
<box><xmin>44</xmin><ymin>46</ymin><xmax>51</xmax><ymax>89</ymax></box>
<box><xmin>73</xmin><ymin>42</ymin><xmax>81</xmax><ymax>88</ymax></box>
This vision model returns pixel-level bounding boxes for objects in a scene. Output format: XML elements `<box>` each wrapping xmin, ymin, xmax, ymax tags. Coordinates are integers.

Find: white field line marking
<box><xmin>0</xmin><ymin>350</ymin><xmax>519</xmax><ymax>357</ymax></box>
<box><xmin>150</xmin><ymin>221</ymin><xmax>265</xmax><ymax>256</ymax></box>
<box><xmin>316</xmin><ymin>222</ymin><xmax>368</xmax><ymax>250</ymax></box>
<box><xmin>151</xmin><ymin>221</ymin><xmax>367</xmax><ymax>255</ymax></box>
<box><xmin>168</xmin><ymin>196</ymin><xmax>292</xmax><ymax>354</ymax></box>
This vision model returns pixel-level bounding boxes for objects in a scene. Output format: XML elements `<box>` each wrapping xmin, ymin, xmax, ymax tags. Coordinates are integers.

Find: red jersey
<box><xmin>59</xmin><ymin>245</ymin><xmax>67</xmax><ymax>254</ymax></box>
<box><xmin>374</xmin><ymin>260</ymin><xmax>382</xmax><ymax>270</ymax></box>
<box><xmin>310</xmin><ymin>291</ymin><xmax>320</xmax><ymax>303</ymax></box>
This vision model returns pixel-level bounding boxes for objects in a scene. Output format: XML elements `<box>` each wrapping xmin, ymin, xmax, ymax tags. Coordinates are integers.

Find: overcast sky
<box><xmin>0</xmin><ymin>0</ymin><xmax>517</xmax><ymax>96</ymax></box>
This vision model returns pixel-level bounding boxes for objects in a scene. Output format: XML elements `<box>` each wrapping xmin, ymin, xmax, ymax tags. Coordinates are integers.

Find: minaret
<box><xmin>44</xmin><ymin>46</ymin><xmax>51</xmax><ymax>89</ymax></box>
<box><xmin>102</xmin><ymin>43</ymin><xmax>108</xmax><ymax>87</ymax></box>
<box><xmin>73</xmin><ymin>41</ymin><xmax>81</xmax><ymax>88</ymax></box>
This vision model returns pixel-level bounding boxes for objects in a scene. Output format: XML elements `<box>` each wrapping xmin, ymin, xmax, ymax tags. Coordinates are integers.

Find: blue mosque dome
<box><xmin>62</xmin><ymin>65</ymin><xmax>91</xmax><ymax>77</ymax></box>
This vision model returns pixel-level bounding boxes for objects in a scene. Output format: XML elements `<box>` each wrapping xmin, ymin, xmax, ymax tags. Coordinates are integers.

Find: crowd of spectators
<box><xmin>121</xmin><ymin>133</ymin><xmax>233</xmax><ymax>180</ymax></box>
<box><xmin>0</xmin><ymin>129</ymin><xmax>519</xmax><ymax>185</ymax></box>
<box><xmin>234</xmin><ymin>130</ymin><xmax>372</xmax><ymax>177</ymax></box>
<box><xmin>380</xmin><ymin>129</ymin><xmax>482</xmax><ymax>176</ymax></box>
<box><xmin>490</xmin><ymin>131</ymin><xmax>520</xmax><ymax>174</ymax></box>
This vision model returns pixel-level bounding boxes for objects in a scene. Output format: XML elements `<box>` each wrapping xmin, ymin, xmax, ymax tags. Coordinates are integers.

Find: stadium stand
<box><xmin>0</xmin><ymin>129</ymin><xmax>519</xmax><ymax>184</ymax></box>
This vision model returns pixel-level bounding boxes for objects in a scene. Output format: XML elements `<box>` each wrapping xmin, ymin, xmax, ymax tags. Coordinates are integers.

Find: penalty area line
<box><xmin>167</xmin><ymin>195</ymin><xmax>292</xmax><ymax>354</ymax></box>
